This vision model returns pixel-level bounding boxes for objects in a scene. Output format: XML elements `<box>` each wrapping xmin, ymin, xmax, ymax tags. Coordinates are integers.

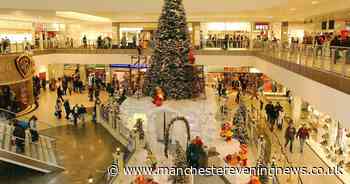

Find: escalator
<box><xmin>0</xmin><ymin>109</ymin><xmax>64</xmax><ymax>173</ymax></box>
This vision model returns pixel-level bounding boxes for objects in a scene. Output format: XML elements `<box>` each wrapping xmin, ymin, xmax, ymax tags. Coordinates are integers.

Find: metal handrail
<box><xmin>0</xmin><ymin>127</ymin><xmax>62</xmax><ymax>165</ymax></box>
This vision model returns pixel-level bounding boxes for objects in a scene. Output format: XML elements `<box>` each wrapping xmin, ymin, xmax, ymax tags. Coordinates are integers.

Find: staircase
<box><xmin>0</xmin><ymin>122</ymin><xmax>64</xmax><ymax>173</ymax></box>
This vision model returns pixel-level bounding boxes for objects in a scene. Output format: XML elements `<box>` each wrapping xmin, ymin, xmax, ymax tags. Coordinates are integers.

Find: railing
<box><xmin>0</xmin><ymin>122</ymin><xmax>64</xmax><ymax>167</ymax></box>
<box><xmin>257</xmin><ymin>41</ymin><xmax>350</xmax><ymax>77</ymax></box>
<box><xmin>0</xmin><ymin>108</ymin><xmax>63</xmax><ymax>166</ymax></box>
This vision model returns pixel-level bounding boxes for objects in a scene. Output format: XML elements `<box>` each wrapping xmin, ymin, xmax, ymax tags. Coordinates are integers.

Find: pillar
<box><xmin>79</xmin><ymin>65</ymin><xmax>87</xmax><ymax>83</ymax></box>
<box><xmin>291</xmin><ymin>96</ymin><xmax>302</xmax><ymax>124</ymax></box>
<box><xmin>112</xmin><ymin>22</ymin><xmax>121</xmax><ymax>46</ymax></box>
<box><xmin>191</xmin><ymin>22</ymin><xmax>201</xmax><ymax>49</ymax></box>
<box><xmin>105</xmin><ymin>64</ymin><xmax>112</xmax><ymax>84</ymax></box>
<box><xmin>281</xmin><ymin>22</ymin><xmax>289</xmax><ymax>43</ymax></box>
<box><xmin>39</xmin><ymin>32</ymin><xmax>44</xmax><ymax>50</ymax></box>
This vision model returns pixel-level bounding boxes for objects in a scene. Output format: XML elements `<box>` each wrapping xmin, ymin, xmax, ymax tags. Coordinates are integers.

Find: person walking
<box><xmin>274</xmin><ymin>102</ymin><xmax>284</xmax><ymax>130</ymax></box>
<box><xmin>28</xmin><ymin>115</ymin><xmax>39</xmax><ymax>142</ymax></box>
<box><xmin>284</xmin><ymin>121</ymin><xmax>297</xmax><ymax>153</ymax></box>
<box><xmin>56</xmin><ymin>85</ymin><xmax>64</xmax><ymax>101</ymax></box>
<box><xmin>265</xmin><ymin>101</ymin><xmax>275</xmax><ymax>130</ymax></box>
<box><xmin>78</xmin><ymin>104</ymin><xmax>87</xmax><ymax>125</ymax></box>
<box><xmin>55</xmin><ymin>99</ymin><xmax>62</xmax><ymax>119</ymax></box>
<box><xmin>296</xmin><ymin>124</ymin><xmax>310</xmax><ymax>153</ymax></box>
<box><xmin>82</xmin><ymin>35</ymin><xmax>87</xmax><ymax>48</ymax></box>
<box><xmin>63</xmin><ymin>100</ymin><xmax>71</xmax><ymax>120</ymax></box>
<box><xmin>72</xmin><ymin>104</ymin><xmax>80</xmax><ymax>126</ymax></box>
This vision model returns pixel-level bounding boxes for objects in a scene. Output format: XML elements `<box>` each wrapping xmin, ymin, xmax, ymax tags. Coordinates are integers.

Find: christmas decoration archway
<box><xmin>164</xmin><ymin>116</ymin><xmax>191</xmax><ymax>158</ymax></box>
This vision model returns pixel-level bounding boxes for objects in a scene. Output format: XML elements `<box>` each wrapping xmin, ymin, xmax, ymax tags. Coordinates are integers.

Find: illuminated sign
<box><xmin>255</xmin><ymin>23</ymin><xmax>269</xmax><ymax>30</ymax></box>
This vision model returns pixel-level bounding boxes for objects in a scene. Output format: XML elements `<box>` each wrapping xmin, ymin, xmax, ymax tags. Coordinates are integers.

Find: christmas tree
<box><xmin>172</xmin><ymin>141</ymin><xmax>189</xmax><ymax>184</ymax></box>
<box><xmin>144</xmin><ymin>0</ymin><xmax>196</xmax><ymax>99</ymax></box>
<box><xmin>232</xmin><ymin>103</ymin><xmax>249</xmax><ymax>144</ymax></box>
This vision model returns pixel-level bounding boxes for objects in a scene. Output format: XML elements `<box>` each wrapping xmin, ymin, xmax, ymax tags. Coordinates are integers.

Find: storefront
<box><xmin>200</xmin><ymin>22</ymin><xmax>251</xmax><ymax>49</ymax></box>
<box><xmin>110</xmin><ymin>64</ymin><xmax>148</xmax><ymax>93</ymax></box>
<box><xmin>34</xmin><ymin>23</ymin><xmax>67</xmax><ymax>49</ymax></box>
<box><xmin>252</xmin><ymin>22</ymin><xmax>270</xmax><ymax>41</ymax></box>
<box><xmin>0</xmin><ymin>20</ymin><xmax>33</xmax><ymax>53</ymax></box>
<box><xmin>119</xmin><ymin>23</ymin><xmax>158</xmax><ymax>49</ymax></box>
<box><xmin>261</xmin><ymin>74</ymin><xmax>287</xmax><ymax>96</ymax></box>
<box><xmin>118</xmin><ymin>22</ymin><xmax>194</xmax><ymax>49</ymax></box>
<box><xmin>300</xmin><ymin>102</ymin><xmax>350</xmax><ymax>182</ymax></box>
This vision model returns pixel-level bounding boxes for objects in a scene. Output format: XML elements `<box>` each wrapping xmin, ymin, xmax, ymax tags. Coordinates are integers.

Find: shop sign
<box><xmin>15</xmin><ymin>54</ymin><xmax>34</xmax><ymax>78</ymax></box>
<box><xmin>255</xmin><ymin>22</ymin><xmax>269</xmax><ymax>30</ymax></box>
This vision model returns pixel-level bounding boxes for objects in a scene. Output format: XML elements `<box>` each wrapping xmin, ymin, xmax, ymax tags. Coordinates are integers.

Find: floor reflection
<box><xmin>0</xmin><ymin>123</ymin><xmax>123</xmax><ymax>184</ymax></box>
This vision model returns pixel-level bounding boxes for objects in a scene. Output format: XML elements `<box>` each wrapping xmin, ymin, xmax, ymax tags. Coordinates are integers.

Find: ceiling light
<box><xmin>312</xmin><ymin>1</ymin><xmax>319</xmax><ymax>4</ymax></box>
<box><xmin>56</xmin><ymin>11</ymin><xmax>111</xmax><ymax>22</ymax></box>
<box><xmin>267</xmin><ymin>16</ymin><xmax>273</xmax><ymax>19</ymax></box>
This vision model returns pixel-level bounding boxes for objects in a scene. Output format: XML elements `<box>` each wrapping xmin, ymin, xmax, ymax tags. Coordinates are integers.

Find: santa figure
<box><xmin>152</xmin><ymin>87</ymin><xmax>165</xmax><ymax>106</ymax></box>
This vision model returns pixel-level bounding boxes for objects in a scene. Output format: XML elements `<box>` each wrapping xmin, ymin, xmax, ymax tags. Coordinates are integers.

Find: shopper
<box><xmin>274</xmin><ymin>102</ymin><xmax>284</xmax><ymax>130</ymax></box>
<box><xmin>284</xmin><ymin>121</ymin><xmax>296</xmax><ymax>153</ymax></box>
<box><xmin>235</xmin><ymin>90</ymin><xmax>241</xmax><ymax>104</ymax></box>
<box><xmin>79</xmin><ymin>104</ymin><xmax>87</xmax><ymax>125</ymax></box>
<box><xmin>56</xmin><ymin>85</ymin><xmax>64</xmax><ymax>101</ymax></box>
<box><xmin>63</xmin><ymin>100</ymin><xmax>71</xmax><ymax>120</ymax></box>
<box><xmin>12</xmin><ymin>120</ymin><xmax>25</xmax><ymax>153</ymax></box>
<box><xmin>55</xmin><ymin>99</ymin><xmax>62</xmax><ymax>119</ymax></box>
<box><xmin>264</xmin><ymin>101</ymin><xmax>274</xmax><ymax>129</ymax></box>
<box><xmin>28</xmin><ymin>115</ymin><xmax>39</xmax><ymax>142</ymax></box>
<box><xmin>88</xmin><ymin>86</ymin><xmax>94</xmax><ymax>101</ymax></box>
<box><xmin>41</xmin><ymin>79</ymin><xmax>47</xmax><ymax>91</ymax></box>
<box><xmin>296</xmin><ymin>124</ymin><xmax>310</xmax><ymax>153</ymax></box>
<box><xmin>82</xmin><ymin>35</ymin><xmax>87</xmax><ymax>48</ymax></box>
<box><xmin>276</xmin><ymin>109</ymin><xmax>285</xmax><ymax>130</ymax></box>
<box><xmin>72</xmin><ymin>104</ymin><xmax>80</xmax><ymax>126</ymax></box>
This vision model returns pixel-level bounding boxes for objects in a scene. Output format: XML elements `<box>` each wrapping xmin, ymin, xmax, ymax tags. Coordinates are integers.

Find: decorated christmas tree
<box><xmin>172</xmin><ymin>141</ymin><xmax>189</xmax><ymax>184</ymax></box>
<box><xmin>144</xmin><ymin>0</ymin><xmax>197</xmax><ymax>99</ymax></box>
<box><xmin>232</xmin><ymin>103</ymin><xmax>249</xmax><ymax>144</ymax></box>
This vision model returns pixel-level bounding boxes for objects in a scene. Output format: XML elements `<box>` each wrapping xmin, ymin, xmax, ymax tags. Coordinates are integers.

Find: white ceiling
<box><xmin>0</xmin><ymin>0</ymin><xmax>349</xmax><ymax>23</ymax></box>
<box><xmin>0</xmin><ymin>0</ymin><xmax>287</xmax><ymax>13</ymax></box>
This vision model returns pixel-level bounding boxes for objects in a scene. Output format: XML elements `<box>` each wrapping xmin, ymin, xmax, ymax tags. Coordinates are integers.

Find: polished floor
<box><xmin>0</xmin><ymin>123</ymin><xmax>122</xmax><ymax>184</ymax></box>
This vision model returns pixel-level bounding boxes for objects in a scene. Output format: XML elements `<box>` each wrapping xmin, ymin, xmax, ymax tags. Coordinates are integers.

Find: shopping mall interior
<box><xmin>0</xmin><ymin>0</ymin><xmax>350</xmax><ymax>184</ymax></box>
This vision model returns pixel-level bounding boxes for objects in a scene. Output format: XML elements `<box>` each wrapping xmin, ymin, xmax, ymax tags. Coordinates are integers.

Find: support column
<box><xmin>281</xmin><ymin>22</ymin><xmax>289</xmax><ymax>43</ymax></box>
<box><xmin>39</xmin><ymin>32</ymin><xmax>44</xmax><ymax>50</ymax></box>
<box><xmin>191</xmin><ymin>22</ymin><xmax>201</xmax><ymax>49</ymax></box>
<box><xmin>112</xmin><ymin>22</ymin><xmax>121</xmax><ymax>47</ymax></box>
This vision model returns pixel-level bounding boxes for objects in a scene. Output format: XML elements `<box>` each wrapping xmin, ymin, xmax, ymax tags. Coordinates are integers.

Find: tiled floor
<box><xmin>0</xmin><ymin>89</ymin><xmax>120</xmax><ymax>184</ymax></box>
<box><xmin>23</xmin><ymin>89</ymin><xmax>108</xmax><ymax>131</ymax></box>
<box><xmin>247</xmin><ymin>96</ymin><xmax>344</xmax><ymax>184</ymax></box>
